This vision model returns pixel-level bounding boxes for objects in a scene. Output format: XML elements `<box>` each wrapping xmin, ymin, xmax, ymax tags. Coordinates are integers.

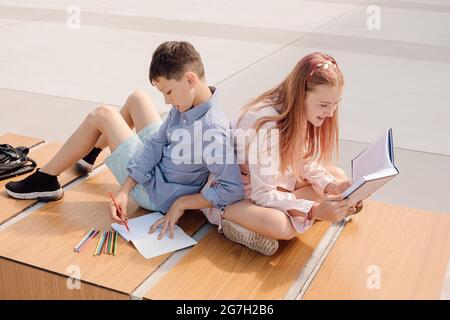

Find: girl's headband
<box><xmin>307</xmin><ymin>60</ymin><xmax>337</xmax><ymax>78</ymax></box>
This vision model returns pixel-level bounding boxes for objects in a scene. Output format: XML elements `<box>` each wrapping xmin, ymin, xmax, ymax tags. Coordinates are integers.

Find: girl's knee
<box><xmin>327</xmin><ymin>166</ymin><xmax>347</xmax><ymax>181</ymax></box>
<box><xmin>265</xmin><ymin>220</ymin><xmax>297</xmax><ymax>240</ymax></box>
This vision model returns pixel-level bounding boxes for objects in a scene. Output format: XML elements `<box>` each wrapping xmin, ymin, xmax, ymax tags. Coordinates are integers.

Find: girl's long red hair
<box><xmin>238</xmin><ymin>52</ymin><xmax>344</xmax><ymax>178</ymax></box>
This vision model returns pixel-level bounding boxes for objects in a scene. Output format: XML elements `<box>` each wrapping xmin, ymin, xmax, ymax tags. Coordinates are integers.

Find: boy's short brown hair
<box><xmin>149</xmin><ymin>41</ymin><xmax>205</xmax><ymax>84</ymax></box>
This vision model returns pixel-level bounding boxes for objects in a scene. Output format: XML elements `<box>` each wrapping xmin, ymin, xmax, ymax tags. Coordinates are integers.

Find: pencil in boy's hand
<box><xmin>108</xmin><ymin>191</ymin><xmax>130</xmax><ymax>233</ymax></box>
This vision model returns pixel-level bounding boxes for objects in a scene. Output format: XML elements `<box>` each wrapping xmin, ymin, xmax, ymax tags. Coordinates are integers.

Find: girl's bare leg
<box><xmin>223</xmin><ymin>200</ymin><xmax>297</xmax><ymax>240</ymax></box>
<box><xmin>223</xmin><ymin>166</ymin><xmax>347</xmax><ymax>240</ymax></box>
<box><xmin>94</xmin><ymin>90</ymin><xmax>161</xmax><ymax>149</ymax></box>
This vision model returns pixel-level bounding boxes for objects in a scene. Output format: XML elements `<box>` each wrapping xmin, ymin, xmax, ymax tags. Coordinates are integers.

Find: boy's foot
<box><xmin>222</xmin><ymin>219</ymin><xmax>279</xmax><ymax>256</ymax></box>
<box><xmin>76</xmin><ymin>147</ymin><xmax>102</xmax><ymax>172</ymax></box>
<box><xmin>5</xmin><ymin>169</ymin><xmax>63</xmax><ymax>201</ymax></box>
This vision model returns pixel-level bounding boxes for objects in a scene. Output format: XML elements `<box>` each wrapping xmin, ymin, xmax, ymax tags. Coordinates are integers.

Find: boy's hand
<box><xmin>325</xmin><ymin>180</ymin><xmax>352</xmax><ymax>195</ymax></box>
<box><xmin>109</xmin><ymin>192</ymin><xmax>128</xmax><ymax>224</ymax></box>
<box><xmin>148</xmin><ymin>200</ymin><xmax>185</xmax><ymax>240</ymax></box>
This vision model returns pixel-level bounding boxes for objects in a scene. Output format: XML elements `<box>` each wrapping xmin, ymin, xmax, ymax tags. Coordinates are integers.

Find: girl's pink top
<box><xmin>202</xmin><ymin>103</ymin><xmax>336</xmax><ymax>233</ymax></box>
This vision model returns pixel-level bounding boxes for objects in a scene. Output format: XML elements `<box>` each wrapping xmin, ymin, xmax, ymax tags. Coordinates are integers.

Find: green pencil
<box><xmin>108</xmin><ymin>231</ymin><xmax>112</xmax><ymax>255</ymax></box>
<box><xmin>113</xmin><ymin>231</ymin><xmax>118</xmax><ymax>256</ymax></box>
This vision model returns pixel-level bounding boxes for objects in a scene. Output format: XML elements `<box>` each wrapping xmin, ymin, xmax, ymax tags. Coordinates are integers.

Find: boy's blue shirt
<box><xmin>127</xmin><ymin>87</ymin><xmax>244</xmax><ymax>213</ymax></box>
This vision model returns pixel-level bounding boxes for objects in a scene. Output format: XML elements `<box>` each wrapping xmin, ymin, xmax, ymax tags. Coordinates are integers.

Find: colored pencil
<box><xmin>94</xmin><ymin>232</ymin><xmax>103</xmax><ymax>256</ymax></box>
<box><xmin>94</xmin><ymin>232</ymin><xmax>106</xmax><ymax>256</ymax></box>
<box><xmin>77</xmin><ymin>230</ymin><xmax>99</xmax><ymax>253</ymax></box>
<box><xmin>109</xmin><ymin>192</ymin><xmax>130</xmax><ymax>232</ymax></box>
<box><xmin>107</xmin><ymin>231</ymin><xmax>112</xmax><ymax>255</ymax></box>
<box><xmin>103</xmin><ymin>231</ymin><xmax>109</xmax><ymax>254</ymax></box>
<box><xmin>113</xmin><ymin>231</ymin><xmax>118</xmax><ymax>256</ymax></box>
<box><xmin>74</xmin><ymin>228</ymin><xmax>95</xmax><ymax>252</ymax></box>
<box><xmin>100</xmin><ymin>231</ymin><xmax>108</xmax><ymax>255</ymax></box>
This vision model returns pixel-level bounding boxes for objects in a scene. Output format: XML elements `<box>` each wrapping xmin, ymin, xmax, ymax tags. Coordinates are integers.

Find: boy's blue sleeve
<box><xmin>201</xmin><ymin>126</ymin><xmax>244</xmax><ymax>210</ymax></box>
<box><xmin>126</xmin><ymin>111</ymin><xmax>171</xmax><ymax>184</ymax></box>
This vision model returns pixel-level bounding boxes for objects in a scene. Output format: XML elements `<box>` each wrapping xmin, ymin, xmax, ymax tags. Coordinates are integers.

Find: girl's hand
<box><xmin>311</xmin><ymin>194</ymin><xmax>355</xmax><ymax>223</ymax></box>
<box><xmin>109</xmin><ymin>192</ymin><xmax>128</xmax><ymax>224</ymax></box>
<box><xmin>148</xmin><ymin>200</ymin><xmax>185</xmax><ymax>240</ymax></box>
<box><xmin>325</xmin><ymin>180</ymin><xmax>352</xmax><ymax>195</ymax></box>
<box><xmin>353</xmin><ymin>200</ymin><xmax>364</xmax><ymax>214</ymax></box>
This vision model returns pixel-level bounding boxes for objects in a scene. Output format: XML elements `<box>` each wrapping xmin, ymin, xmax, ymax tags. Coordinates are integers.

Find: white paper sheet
<box><xmin>111</xmin><ymin>212</ymin><xmax>197</xmax><ymax>259</ymax></box>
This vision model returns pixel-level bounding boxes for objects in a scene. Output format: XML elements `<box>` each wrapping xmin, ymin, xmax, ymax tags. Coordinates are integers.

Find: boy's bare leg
<box><xmin>40</xmin><ymin>105</ymin><xmax>133</xmax><ymax>176</ymax></box>
<box><xmin>42</xmin><ymin>90</ymin><xmax>162</xmax><ymax>176</ymax></box>
<box><xmin>94</xmin><ymin>90</ymin><xmax>161</xmax><ymax>149</ymax></box>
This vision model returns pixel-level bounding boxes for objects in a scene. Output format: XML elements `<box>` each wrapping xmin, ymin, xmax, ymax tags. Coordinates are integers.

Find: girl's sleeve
<box><xmin>302</xmin><ymin>161</ymin><xmax>336</xmax><ymax>198</ymax></box>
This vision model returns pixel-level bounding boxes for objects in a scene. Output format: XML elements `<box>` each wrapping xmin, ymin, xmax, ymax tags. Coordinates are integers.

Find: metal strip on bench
<box><xmin>284</xmin><ymin>219</ymin><xmax>347</xmax><ymax>300</ymax></box>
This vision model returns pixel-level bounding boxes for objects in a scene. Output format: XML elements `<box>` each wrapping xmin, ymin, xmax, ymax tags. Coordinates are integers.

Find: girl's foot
<box><xmin>5</xmin><ymin>169</ymin><xmax>63</xmax><ymax>201</ymax></box>
<box><xmin>76</xmin><ymin>147</ymin><xmax>102</xmax><ymax>172</ymax></box>
<box><xmin>222</xmin><ymin>219</ymin><xmax>279</xmax><ymax>256</ymax></box>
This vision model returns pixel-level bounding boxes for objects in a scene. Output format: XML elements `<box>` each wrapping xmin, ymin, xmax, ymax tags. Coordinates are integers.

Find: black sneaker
<box><xmin>76</xmin><ymin>147</ymin><xmax>102</xmax><ymax>172</ymax></box>
<box><xmin>5</xmin><ymin>169</ymin><xmax>63</xmax><ymax>201</ymax></box>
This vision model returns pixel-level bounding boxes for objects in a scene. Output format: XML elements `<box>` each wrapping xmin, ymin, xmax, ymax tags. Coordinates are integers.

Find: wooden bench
<box><xmin>144</xmin><ymin>220</ymin><xmax>331</xmax><ymax>299</ymax></box>
<box><xmin>0</xmin><ymin>133</ymin><xmax>44</xmax><ymax>149</ymax></box>
<box><xmin>2</xmin><ymin>135</ymin><xmax>448</xmax><ymax>299</ymax></box>
<box><xmin>0</xmin><ymin>134</ymin><xmax>108</xmax><ymax>225</ymax></box>
<box><xmin>0</xmin><ymin>168</ymin><xmax>206</xmax><ymax>299</ymax></box>
<box><xmin>302</xmin><ymin>200</ymin><xmax>450</xmax><ymax>299</ymax></box>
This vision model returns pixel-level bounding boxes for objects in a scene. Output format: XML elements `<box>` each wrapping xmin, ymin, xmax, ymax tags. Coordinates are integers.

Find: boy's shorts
<box><xmin>104</xmin><ymin>121</ymin><xmax>162</xmax><ymax>211</ymax></box>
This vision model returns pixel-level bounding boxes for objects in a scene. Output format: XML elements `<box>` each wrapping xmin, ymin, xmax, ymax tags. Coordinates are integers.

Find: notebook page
<box><xmin>131</xmin><ymin>225</ymin><xmax>197</xmax><ymax>259</ymax></box>
<box><xmin>352</xmin><ymin>129</ymin><xmax>392</xmax><ymax>182</ymax></box>
<box><xmin>111</xmin><ymin>212</ymin><xmax>165</xmax><ymax>242</ymax></box>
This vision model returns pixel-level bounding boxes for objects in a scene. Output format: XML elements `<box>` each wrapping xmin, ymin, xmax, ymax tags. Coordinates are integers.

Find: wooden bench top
<box><xmin>144</xmin><ymin>220</ymin><xmax>331</xmax><ymax>299</ymax></box>
<box><xmin>303</xmin><ymin>200</ymin><xmax>450</xmax><ymax>299</ymax></box>
<box><xmin>0</xmin><ymin>169</ymin><xmax>206</xmax><ymax>296</ymax></box>
<box><xmin>1</xmin><ymin>140</ymin><xmax>109</xmax><ymax>225</ymax></box>
<box><xmin>0</xmin><ymin>133</ymin><xmax>43</xmax><ymax>149</ymax></box>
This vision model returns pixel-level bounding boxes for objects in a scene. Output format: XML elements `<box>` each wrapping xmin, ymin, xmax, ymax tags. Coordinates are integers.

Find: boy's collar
<box><xmin>181</xmin><ymin>86</ymin><xmax>218</xmax><ymax>123</ymax></box>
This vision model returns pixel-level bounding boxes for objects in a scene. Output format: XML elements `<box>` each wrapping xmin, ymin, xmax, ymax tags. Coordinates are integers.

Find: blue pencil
<box><xmin>94</xmin><ymin>232</ymin><xmax>107</xmax><ymax>256</ymax></box>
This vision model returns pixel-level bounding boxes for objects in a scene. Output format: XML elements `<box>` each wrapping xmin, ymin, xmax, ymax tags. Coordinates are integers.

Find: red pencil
<box><xmin>109</xmin><ymin>192</ymin><xmax>130</xmax><ymax>233</ymax></box>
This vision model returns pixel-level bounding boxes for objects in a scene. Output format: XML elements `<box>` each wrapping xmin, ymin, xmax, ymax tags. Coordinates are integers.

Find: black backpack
<box><xmin>0</xmin><ymin>144</ymin><xmax>37</xmax><ymax>181</ymax></box>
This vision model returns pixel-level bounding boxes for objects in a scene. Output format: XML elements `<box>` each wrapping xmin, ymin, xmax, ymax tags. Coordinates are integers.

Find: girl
<box><xmin>202</xmin><ymin>52</ymin><xmax>363</xmax><ymax>255</ymax></box>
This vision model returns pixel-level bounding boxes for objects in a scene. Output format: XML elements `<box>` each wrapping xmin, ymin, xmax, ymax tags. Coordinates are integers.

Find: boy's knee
<box><xmin>129</xmin><ymin>89</ymin><xmax>152</xmax><ymax>104</ymax></box>
<box><xmin>89</xmin><ymin>105</ymin><xmax>117</xmax><ymax>122</ymax></box>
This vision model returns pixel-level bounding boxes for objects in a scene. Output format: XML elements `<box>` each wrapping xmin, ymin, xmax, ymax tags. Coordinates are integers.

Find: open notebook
<box><xmin>342</xmin><ymin>128</ymin><xmax>399</xmax><ymax>206</ymax></box>
<box><xmin>111</xmin><ymin>212</ymin><xmax>197</xmax><ymax>259</ymax></box>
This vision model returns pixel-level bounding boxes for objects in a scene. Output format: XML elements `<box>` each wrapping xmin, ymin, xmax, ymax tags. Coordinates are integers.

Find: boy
<box><xmin>6</xmin><ymin>41</ymin><xmax>244</xmax><ymax>239</ymax></box>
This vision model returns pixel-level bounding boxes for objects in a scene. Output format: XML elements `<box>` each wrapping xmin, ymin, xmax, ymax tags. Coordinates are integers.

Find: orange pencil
<box><xmin>109</xmin><ymin>192</ymin><xmax>130</xmax><ymax>233</ymax></box>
